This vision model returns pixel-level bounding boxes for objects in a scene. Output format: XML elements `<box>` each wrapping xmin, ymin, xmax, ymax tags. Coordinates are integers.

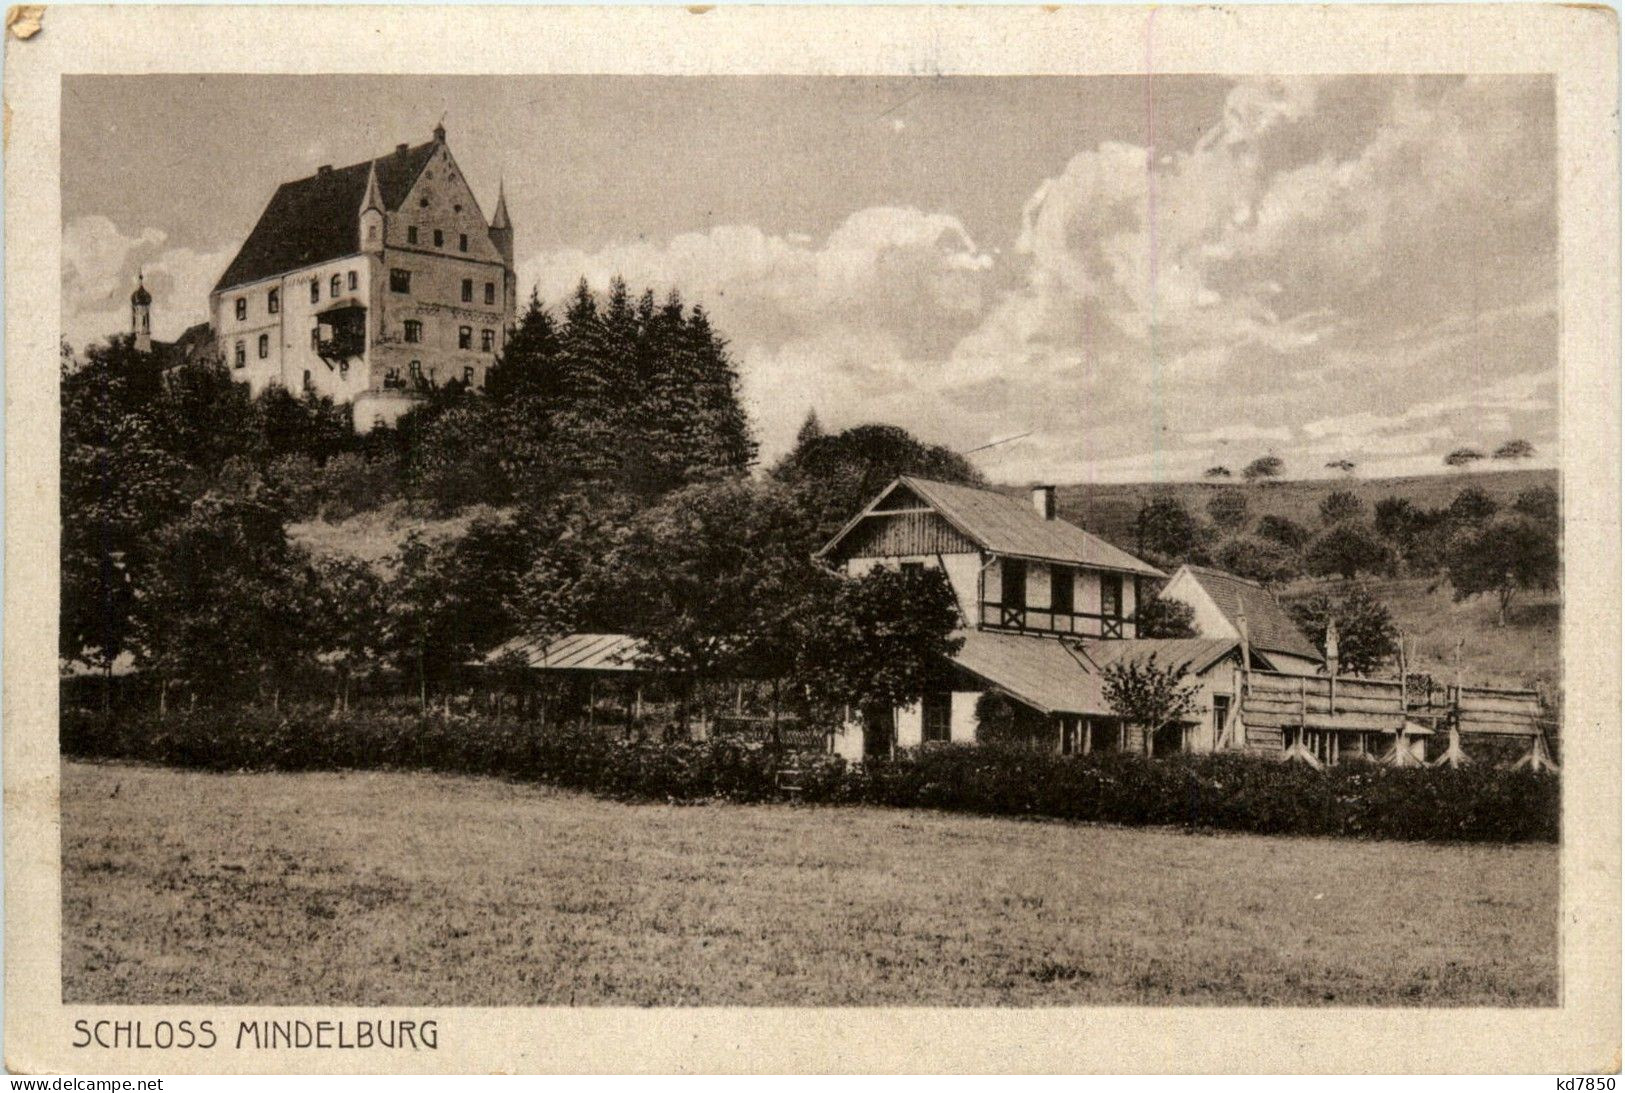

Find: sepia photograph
<box><xmin>6</xmin><ymin>3</ymin><xmax>1618</xmax><ymax>1075</ymax></box>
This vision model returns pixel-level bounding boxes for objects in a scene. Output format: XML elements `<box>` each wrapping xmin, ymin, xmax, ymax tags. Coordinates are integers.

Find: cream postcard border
<box><xmin>5</xmin><ymin>4</ymin><xmax>1619</xmax><ymax>1074</ymax></box>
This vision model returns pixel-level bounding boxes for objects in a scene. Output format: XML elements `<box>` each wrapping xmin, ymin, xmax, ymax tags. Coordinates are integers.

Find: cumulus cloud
<box><xmin>62</xmin><ymin>215</ymin><xmax>226</xmax><ymax>351</ymax></box>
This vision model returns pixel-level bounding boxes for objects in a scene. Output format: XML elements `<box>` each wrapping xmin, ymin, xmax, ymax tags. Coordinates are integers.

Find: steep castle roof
<box><xmin>213</xmin><ymin>140</ymin><xmax>440</xmax><ymax>293</ymax></box>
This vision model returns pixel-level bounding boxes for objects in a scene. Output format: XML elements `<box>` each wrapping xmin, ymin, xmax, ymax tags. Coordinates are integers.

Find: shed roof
<box><xmin>949</xmin><ymin>630</ymin><xmax>1237</xmax><ymax>717</ymax></box>
<box><xmin>214</xmin><ymin>140</ymin><xmax>440</xmax><ymax>293</ymax></box>
<box><xmin>1179</xmin><ymin>565</ymin><xmax>1322</xmax><ymax>662</ymax></box>
<box><xmin>819</xmin><ymin>475</ymin><xmax>1163</xmax><ymax>577</ymax></box>
<box><xmin>486</xmin><ymin>632</ymin><xmax>651</xmax><ymax>673</ymax></box>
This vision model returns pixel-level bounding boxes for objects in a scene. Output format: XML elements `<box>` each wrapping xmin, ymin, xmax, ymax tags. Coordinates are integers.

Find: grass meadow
<box><xmin>63</xmin><ymin>761</ymin><xmax>1558</xmax><ymax>1007</ymax></box>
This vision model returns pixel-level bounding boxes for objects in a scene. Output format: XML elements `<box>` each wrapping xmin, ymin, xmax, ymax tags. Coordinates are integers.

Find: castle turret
<box><xmin>130</xmin><ymin>271</ymin><xmax>152</xmax><ymax>353</ymax></box>
<box><xmin>359</xmin><ymin>159</ymin><xmax>386</xmax><ymax>254</ymax></box>
<box><xmin>489</xmin><ymin>179</ymin><xmax>514</xmax><ymax>268</ymax></box>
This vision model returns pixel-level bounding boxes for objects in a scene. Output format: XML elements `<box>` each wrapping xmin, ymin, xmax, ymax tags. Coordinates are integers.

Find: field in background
<box><xmin>63</xmin><ymin>761</ymin><xmax>1558</xmax><ymax>1007</ymax></box>
<box><xmin>1037</xmin><ymin>467</ymin><xmax>1556</xmax><ymax>548</ymax></box>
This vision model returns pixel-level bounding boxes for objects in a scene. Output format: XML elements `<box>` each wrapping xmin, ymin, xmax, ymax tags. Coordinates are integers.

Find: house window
<box><xmin>463</xmin><ymin>366</ymin><xmax>475</xmax><ymax>385</ymax></box>
<box><xmin>303</xmin><ymin>369</ymin><xmax>313</xmax><ymax>392</ymax></box>
<box><xmin>409</xmin><ymin>360</ymin><xmax>422</xmax><ymax>380</ymax></box>
<box><xmin>1101</xmin><ymin>574</ymin><xmax>1123</xmax><ymax>618</ymax></box>
<box><xmin>480</xmin><ymin>328</ymin><xmax>494</xmax><ymax>352</ymax></box>
<box><xmin>407</xmin><ymin>226</ymin><xmax>419</xmax><ymax>245</ymax></box>
<box><xmin>403</xmin><ymin>320</ymin><xmax>422</xmax><ymax>343</ymax></box>
<box><xmin>461</xmin><ymin>278</ymin><xmax>473</xmax><ymax>303</ymax></box>
<box><xmin>433</xmin><ymin>229</ymin><xmax>444</xmax><ymax>248</ymax></box>
<box><xmin>311</xmin><ymin>328</ymin><xmax>319</xmax><ymax>351</ymax></box>
<box><xmin>310</xmin><ymin>280</ymin><xmax>320</xmax><ymax>304</ymax></box>
<box><xmin>458</xmin><ymin>326</ymin><xmax>472</xmax><ymax>350</ymax></box>
<box><xmin>1051</xmin><ymin>565</ymin><xmax>1074</xmax><ymax>616</ymax></box>
<box><xmin>367</xmin><ymin>224</ymin><xmax>378</xmax><ymax>242</ymax></box>
<box><xmin>347</xmin><ymin>271</ymin><xmax>358</xmax><ymax>291</ymax></box>
<box><xmin>257</xmin><ymin>333</ymin><xmax>269</xmax><ymax>360</ymax></box>
<box><xmin>901</xmin><ymin>561</ymin><xmax>926</xmax><ymax>575</ymax></box>
<box><xmin>233</xmin><ymin>340</ymin><xmax>245</xmax><ymax>368</ymax></box>
<box><xmin>234</xmin><ymin>297</ymin><xmax>246</xmax><ymax>321</ymax></box>
<box><xmin>1212</xmin><ymin>695</ymin><xmax>1232</xmax><ymax>748</ymax></box>
<box><xmin>1001</xmin><ymin>559</ymin><xmax>1026</xmax><ymax>607</ymax></box>
<box><xmin>390</xmin><ymin>269</ymin><xmax>411</xmax><ymax>294</ymax></box>
<box><xmin>484</xmin><ymin>282</ymin><xmax>495</xmax><ymax>305</ymax></box>
<box><xmin>327</xmin><ymin>274</ymin><xmax>339</xmax><ymax>298</ymax></box>
<box><xmin>921</xmin><ymin>693</ymin><xmax>951</xmax><ymax>744</ymax></box>
<box><xmin>267</xmin><ymin>288</ymin><xmax>279</xmax><ymax>315</ymax></box>
<box><xmin>459</xmin><ymin>233</ymin><xmax>469</xmax><ymax>252</ymax></box>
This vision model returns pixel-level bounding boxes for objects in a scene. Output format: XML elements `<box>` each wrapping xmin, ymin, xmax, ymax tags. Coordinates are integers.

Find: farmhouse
<box><xmin>814</xmin><ymin>475</ymin><xmax>1552</xmax><ymax>769</ymax></box>
<box><xmin>1158</xmin><ymin>563</ymin><xmax>1323</xmax><ymax>673</ymax></box>
<box><xmin>816</xmin><ymin>476</ymin><xmax>1264</xmax><ymax>760</ymax></box>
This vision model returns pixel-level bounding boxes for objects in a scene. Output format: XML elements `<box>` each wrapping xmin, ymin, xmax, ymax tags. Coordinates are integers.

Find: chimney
<box><xmin>396</xmin><ymin>143</ymin><xmax>409</xmax><ymax>156</ymax></box>
<box><xmin>317</xmin><ymin>164</ymin><xmax>332</xmax><ymax>175</ymax></box>
<box><xmin>1031</xmin><ymin>485</ymin><xmax>1057</xmax><ymax>520</ymax></box>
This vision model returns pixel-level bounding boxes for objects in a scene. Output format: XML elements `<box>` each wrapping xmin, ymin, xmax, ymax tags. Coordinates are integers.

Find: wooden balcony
<box><xmin>979</xmin><ymin>602</ymin><xmax>1129</xmax><ymax>639</ymax></box>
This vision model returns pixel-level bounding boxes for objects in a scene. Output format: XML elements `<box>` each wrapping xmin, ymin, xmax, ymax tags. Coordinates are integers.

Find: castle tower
<box><xmin>130</xmin><ymin>271</ymin><xmax>152</xmax><ymax>353</ymax></box>
<box><xmin>489</xmin><ymin>179</ymin><xmax>514</xmax><ymax>268</ymax></box>
<box><xmin>359</xmin><ymin>159</ymin><xmax>386</xmax><ymax>254</ymax></box>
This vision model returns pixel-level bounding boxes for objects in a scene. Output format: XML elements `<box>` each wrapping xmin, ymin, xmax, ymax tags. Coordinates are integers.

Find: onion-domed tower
<box><xmin>130</xmin><ymin>271</ymin><xmax>153</xmax><ymax>353</ymax></box>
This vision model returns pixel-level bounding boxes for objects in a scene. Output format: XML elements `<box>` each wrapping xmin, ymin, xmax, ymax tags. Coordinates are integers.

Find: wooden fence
<box><xmin>1233</xmin><ymin>667</ymin><xmax>1553</xmax><ymax>770</ymax></box>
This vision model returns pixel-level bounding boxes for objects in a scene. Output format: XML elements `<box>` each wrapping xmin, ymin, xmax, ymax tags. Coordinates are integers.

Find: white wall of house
<box><xmin>950</xmin><ymin>691</ymin><xmax>979</xmax><ymax>743</ymax></box>
<box><xmin>1159</xmin><ymin>569</ymin><xmax>1236</xmax><ymax>641</ymax></box>
<box><xmin>844</xmin><ymin>551</ymin><xmax>982</xmax><ymax>626</ymax></box>
<box><xmin>832</xmin><ymin>712</ymin><xmax>865</xmax><ymax>763</ymax></box>
<box><xmin>896</xmin><ymin>701</ymin><xmax>922</xmax><ymax>748</ymax></box>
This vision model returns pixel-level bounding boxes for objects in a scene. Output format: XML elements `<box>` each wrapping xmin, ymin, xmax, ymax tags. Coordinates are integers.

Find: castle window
<box><xmin>481</xmin><ymin>328</ymin><xmax>494</xmax><ymax>352</ymax></box>
<box><xmin>390</xmin><ymin>269</ymin><xmax>411</xmax><ymax>294</ymax></box>
<box><xmin>404</xmin><ymin>320</ymin><xmax>422</xmax><ymax>343</ymax></box>
<box><xmin>303</xmin><ymin>369</ymin><xmax>313</xmax><ymax>392</ymax></box>
<box><xmin>454</xmin><ymin>203</ymin><xmax>463</xmax><ymax>213</ymax></box>
<box><xmin>329</xmin><ymin>274</ymin><xmax>341</xmax><ymax>298</ymax></box>
<box><xmin>409</xmin><ymin>360</ymin><xmax>422</xmax><ymax>380</ymax></box>
<box><xmin>420</xmin><ymin>198</ymin><xmax>429</xmax><ymax>209</ymax></box>
<box><xmin>235</xmin><ymin>297</ymin><xmax>246</xmax><ymax>321</ymax></box>
<box><xmin>463</xmin><ymin>366</ymin><xmax>475</xmax><ymax>385</ymax></box>
<box><xmin>433</xmin><ymin>229</ymin><xmax>444</xmax><ymax>248</ymax></box>
<box><xmin>311</xmin><ymin>328</ymin><xmax>319</xmax><ymax>351</ymax></box>
<box><xmin>459</xmin><ymin>233</ymin><xmax>469</xmax><ymax>252</ymax></box>
<box><xmin>257</xmin><ymin>334</ymin><xmax>269</xmax><ymax>360</ymax></box>
<box><xmin>461</xmin><ymin>279</ymin><xmax>473</xmax><ymax>303</ymax></box>
<box><xmin>267</xmin><ymin>288</ymin><xmax>279</xmax><ymax>315</ymax></box>
<box><xmin>347</xmin><ymin>271</ymin><xmax>358</xmax><ymax>291</ymax></box>
<box><xmin>407</xmin><ymin>226</ymin><xmax>419</xmax><ymax>245</ymax></box>
<box><xmin>485</xmin><ymin>282</ymin><xmax>495</xmax><ymax>305</ymax></box>
<box><xmin>458</xmin><ymin>326</ymin><xmax>473</xmax><ymax>350</ymax></box>
<box><xmin>234</xmin><ymin>340</ymin><xmax>245</xmax><ymax>368</ymax></box>
<box><xmin>310</xmin><ymin>280</ymin><xmax>320</xmax><ymax>304</ymax></box>
<box><xmin>367</xmin><ymin>224</ymin><xmax>378</xmax><ymax>242</ymax></box>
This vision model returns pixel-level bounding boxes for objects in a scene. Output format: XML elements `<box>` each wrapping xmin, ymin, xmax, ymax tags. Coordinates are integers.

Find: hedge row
<box><xmin>62</xmin><ymin>708</ymin><xmax>1559</xmax><ymax>842</ymax></box>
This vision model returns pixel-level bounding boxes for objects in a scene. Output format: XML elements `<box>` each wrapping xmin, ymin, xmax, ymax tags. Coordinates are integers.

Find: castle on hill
<box><xmin>129</xmin><ymin>124</ymin><xmax>516</xmax><ymax>431</ymax></box>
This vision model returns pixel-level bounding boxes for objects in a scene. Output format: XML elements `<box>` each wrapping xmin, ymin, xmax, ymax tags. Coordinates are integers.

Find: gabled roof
<box><xmin>1178</xmin><ymin>564</ymin><xmax>1321</xmax><ymax>662</ymax></box>
<box><xmin>949</xmin><ymin>630</ymin><xmax>1237</xmax><ymax>717</ymax></box>
<box><xmin>213</xmin><ymin>140</ymin><xmax>440</xmax><ymax>293</ymax></box>
<box><xmin>819</xmin><ymin>475</ymin><xmax>1163</xmax><ymax>577</ymax></box>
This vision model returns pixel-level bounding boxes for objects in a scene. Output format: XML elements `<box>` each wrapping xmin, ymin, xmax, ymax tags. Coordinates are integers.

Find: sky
<box><xmin>62</xmin><ymin>74</ymin><xmax>1559</xmax><ymax>483</ymax></box>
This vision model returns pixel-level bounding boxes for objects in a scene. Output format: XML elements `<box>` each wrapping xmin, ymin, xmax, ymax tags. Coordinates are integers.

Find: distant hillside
<box><xmin>1005</xmin><ymin>468</ymin><xmax>1558</xmax><ymax>550</ymax></box>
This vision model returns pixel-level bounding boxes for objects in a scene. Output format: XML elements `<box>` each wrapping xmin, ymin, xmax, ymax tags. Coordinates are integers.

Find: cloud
<box><xmin>62</xmin><ymin>215</ymin><xmax>227</xmax><ymax>351</ymax></box>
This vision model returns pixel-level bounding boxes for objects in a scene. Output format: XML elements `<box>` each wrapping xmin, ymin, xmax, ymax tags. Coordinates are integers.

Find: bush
<box><xmin>61</xmin><ymin>706</ymin><xmax>1558</xmax><ymax>843</ymax></box>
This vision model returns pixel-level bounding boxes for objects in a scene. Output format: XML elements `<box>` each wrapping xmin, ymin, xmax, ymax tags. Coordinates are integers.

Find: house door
<box><xmin>862</xmin><ymin>707</ymin><xmax>893</xmax><ymax>759</ymax></box>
